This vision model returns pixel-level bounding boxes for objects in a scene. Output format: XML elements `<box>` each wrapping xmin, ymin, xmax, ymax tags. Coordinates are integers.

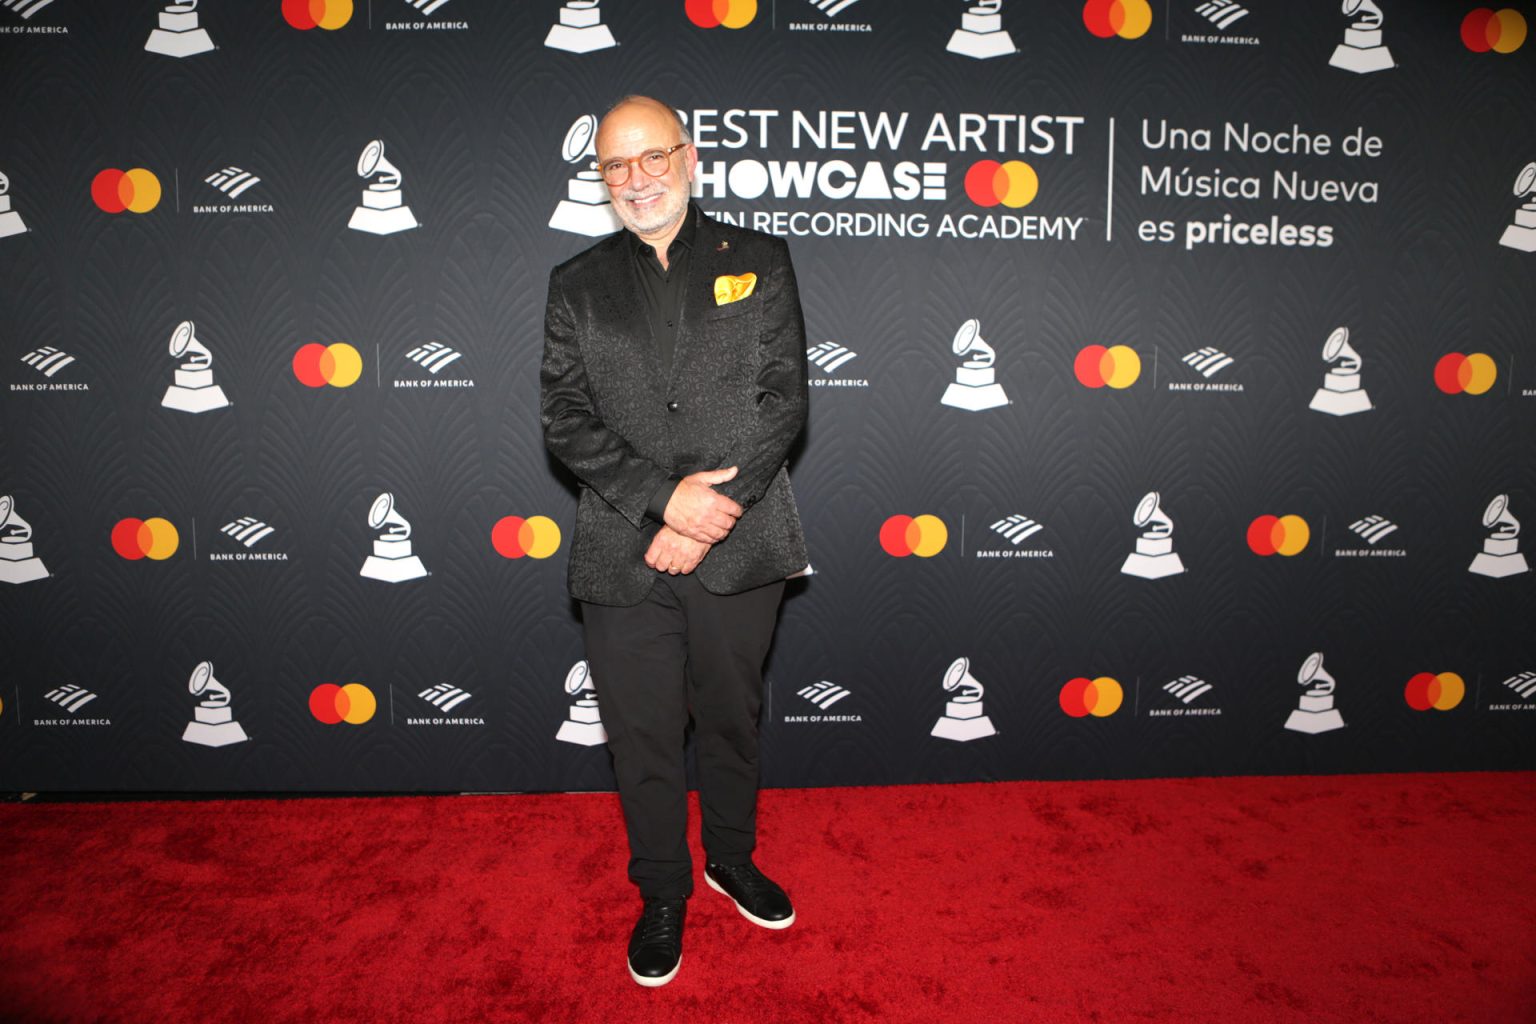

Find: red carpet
<box><xmin>2</xmin><ymin>773</ymin><xmax>1533</xmax><ymax>1024</ymax></box>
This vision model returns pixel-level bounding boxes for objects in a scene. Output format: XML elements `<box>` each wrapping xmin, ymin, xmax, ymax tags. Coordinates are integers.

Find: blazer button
<box><xmin>666</xmin><ymin>401</ymin><xmax>679</xmax><ymax>412</ymax></box>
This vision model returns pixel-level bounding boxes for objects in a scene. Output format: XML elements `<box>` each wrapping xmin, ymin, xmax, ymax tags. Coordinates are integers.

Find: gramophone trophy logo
<box><xmin>549</xmin><ymin>114</ymin><xmax>620</xmax><ymax>236</ymax></box>
<box><xmin>1468</xmin><ymin>493</ymin><xmax>1529</xmax><ymax>577</ymax></box>
<box><xmin>160</xmin><ymin>321</ymin><xmax>231</xmax><ymax>414</ymax></box>
<box><xmin>1498</xmin><ymin>162</ymin><xmax>1536</xmax><ymax>252</ymax></box>
<box><xmin>545</xmin><ymin>0</ymin><xmax>617</xmax><ymax>52</ymax></box>
<box><xmin>1328</xmin><ymin>0</ymin><xmax>1394</xmax><ymax>73</ymax></box>
<box><xmin>0</xmin><ymin>171</ymin><xmax>27</xmax><ymax>240</ymax></box>
<box><xmin>1308</xmin><ymin>326</ymin><xmax>1371</xmax><ymax>416</ymax></box>
<box><xmin>0</xmin><ymin>494</ymin><xmax>48</xmax><ymax>584</ymax></box>
<box><xmin>144</xmin><ymin>0</ymin><xmax>214</xmax><ymax>58</ymax></box>
<box><xmin>1120</xmin><ymin>491</ymin><xmax>1186</xmax><ymax>579</ymax></box>
<box><xmin>1284</xmin><ymin>652</ymin><xmax>1345</xmax><ymax>734</ymax></box>
<box><xmin>348</xmin><ymin>140</ymin><xmax>419</xmax><ymax>235</ymax></box>
<box><xmin>359</xmin><ymin>492</ymin><xmax>429</xmax><ymax>582</ymax></box>
<box><xmin>930</xmin><ymin>657</ymin><xmax>997</xmax><ymax>741</ymax></box>
<box><xmin>940</xmin><ymin>318</ymin><xmax>1008</xmax><ymax>411</ymax></box>
<box><xmin>946</xmin><ymin>0</ymin><xmax>1016</xmax><ymax>59</ymax></box>
<box><xmin>555</xmin><ymin>660</ymin><xmax>607</xmax><ymax>746</ymax></box>
<box><xmin>181</xmin><ymin>661</ymin><xmax>249</xmax><ymax>747</ymax></box>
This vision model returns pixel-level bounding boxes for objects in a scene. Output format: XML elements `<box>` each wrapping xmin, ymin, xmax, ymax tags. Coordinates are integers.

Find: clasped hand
<box><xmin>646</xmin><ymin>466</ymin><xmax>742</xmax><ymax>575</ymax></box>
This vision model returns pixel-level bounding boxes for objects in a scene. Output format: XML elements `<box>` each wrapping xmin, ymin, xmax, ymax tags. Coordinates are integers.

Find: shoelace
<box><xmin>713</xmin><ymin>865</ymin><xmax>775</xmax><ymax>897</ymax></box>
<box><xmin>635</xmin><ymin>901</ymin><xmax>684</xmax><ymax>945</ymax></box>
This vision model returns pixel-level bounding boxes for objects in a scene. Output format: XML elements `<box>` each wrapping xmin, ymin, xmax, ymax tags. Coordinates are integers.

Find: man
<box><xmin>539</xmin><ymin>95</ymin><xmax>809</xmax><ymax>987</ymax></box>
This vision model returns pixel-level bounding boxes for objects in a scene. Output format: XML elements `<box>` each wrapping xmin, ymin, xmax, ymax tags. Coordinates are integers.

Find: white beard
<box><xmin>615</xmin><ymin>177</ymin><xmax>690</xmax><ymax>236</ymax></box>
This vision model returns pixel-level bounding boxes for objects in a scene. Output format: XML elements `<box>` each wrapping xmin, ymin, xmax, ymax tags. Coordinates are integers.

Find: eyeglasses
<box><xmin>594</xmin><ymin>143</ymin><xmax>690</xmax><ymax>187</ymax></box>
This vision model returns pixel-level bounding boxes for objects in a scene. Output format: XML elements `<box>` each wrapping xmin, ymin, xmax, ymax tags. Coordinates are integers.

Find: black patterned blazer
<box><xmin>540</xmin><ymin>207</ymin><xmax>809</xmax><ymax>607</ymax></box>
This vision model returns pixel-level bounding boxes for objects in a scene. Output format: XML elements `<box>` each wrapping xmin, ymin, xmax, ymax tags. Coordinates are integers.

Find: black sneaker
<box><xmin>627</xmin><ymin>897</ymin><xmax>686</xmax><ymax>987</ymax></box>
<box><xmin>704</xmin><ymin>862</ymin><xmax>795</xmax><ymax>929</ymax></box>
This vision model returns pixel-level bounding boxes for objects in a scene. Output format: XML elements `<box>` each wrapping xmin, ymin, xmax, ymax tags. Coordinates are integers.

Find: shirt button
<box><xmin>665</xmin><ymin>320</ymin><xmax>674</xmax><ymax>328</ymax></box>
<box><xmin>666</xmin><ymin>401</ymin><xmax>679</xmax><ymax>412</ymax></box>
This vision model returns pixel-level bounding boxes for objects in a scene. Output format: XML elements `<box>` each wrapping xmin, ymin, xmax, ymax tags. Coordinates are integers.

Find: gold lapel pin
<box><xmin>716</xmin><ymin>240</ymin><xmax>730</xmax><ymax>252</ymax></box>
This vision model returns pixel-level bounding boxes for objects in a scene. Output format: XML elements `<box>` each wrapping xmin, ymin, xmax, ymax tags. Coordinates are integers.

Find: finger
<box><xmin>694</xmin><ymin>465</ymin><xmax>739</xmax><ymax>485</ymax></box>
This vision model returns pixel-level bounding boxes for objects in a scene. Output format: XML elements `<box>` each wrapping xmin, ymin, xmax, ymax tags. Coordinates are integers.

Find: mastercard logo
<box><xmin>492</xmin><ymin>515</ymin><xmax>562</xmax><ymax>559</ymax></box>
<box><xmin>1247</xmin><ymin>515</ymin><xmax>1310</xmax><ymax>557</ymax></box>
<box><xmin>964</xmin><ymin>161</ymin><xmax>1039</xmax><ymax>209</ymax></box>
<box><xmin>1083</xmin><ymin>0</ymin><xmax>1152</xmax><ymax>39</ymax></box>
<box><xmin>1433</xmin><ymin>352</ymin><xmax>1497</xmax><ymax>395</ymax></box>
<box><xmin>1462</xmin><ymin>8</ymin><xmax>1527</xmax><ymax>52</ymax></box>
<box><xmin>1404</xmin><ymin>671</ymin><xmax>1465</xmax><ymax>712</ymax></box>
<box><xmin>686</xmin><ymin>0</ymin><xmax>756</xmax><ymax>29</ymax></box>
<box><xmin>309</xmin><ymin>683</ymin><xmax>376</xmax><ymax>725</ymax></box>
<box><xmin>91</xmin><ymin>169</ymin><xmax>161</xmax><ymax>214</ymax></box>
<box><xmin>111</xmin><ymin>517</ymin><xmax>180</xmax><ymax>560</ymax></box>
<box><xmin>1060</xmin><ymin>676</ymin><xmax>1124</xmax><ymax>718</ymax></box>
<box><xmin>880</xmin><ymin>514</ymin><xmax>948</xmax><ymax>558</ymax></box>
<box><xmin>293</xmin><ymin>343</ymin><xmax>363</xmax><ymax>388</ymax></box>
<box><xmin>1074</xmin><ymin>345</ymin><xmax>1141</xmax><ymax>389</ymax></box>
<box><xmin>282</xmin><ymin>0</ymin><xmax>353</xmax><ymax>30</ymax></box>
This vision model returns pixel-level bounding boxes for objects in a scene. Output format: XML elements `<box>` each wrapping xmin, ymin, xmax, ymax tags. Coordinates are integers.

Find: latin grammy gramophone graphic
<box><xmin>946</xmin><ymin>0</ymin><xmax>1016</xmax><ymax>60</ymax></box>
<box><xmin>1120</xmin><ymin>491</ymin><xmax>1186</xmax><ymax>579</ymax></box>
<box><xmin>931</xmin><ymin>657</ymin><xmax>997</xmax><ymax>742</ymax></box>
<box><xmin>1328</xmin><ymin>0</ymin><xmax>1394</xmax><ymax>74</ymax></box>
<box><xmin>0</xmin><ymin>494</ymin><xmax>48</xmax><ymax>584</ymax></box>
<box><xmin>144</xmin><ymin>0</ymin><xmax>215</xmax><ymax>58</ymax></box>
<box><xmin>940</xmin><ymin>318</ymin><xmax>1008</xmax><ymax>411</ymax></box>
<box><xmin>348</xmin><ymin>139</ymin><xmax>419</xmax><ymax>235</ymax></box>
<box><xmin>1285</xmin><ymin>651</ymin><xmax>1345</xmax><ymax>734</ymax></box>
<box><xmin>545</xmin><ymin>0</ymin><xmax>617</xmax><ymax>53</ymax></box>
<box><xmin>160</xmin><ymin>321</ymin><xmax>230</xmax><ymax>414</ymax></box>
<box><xmin>555</xmin><ymin>660</ymin><xmax>607</xmax><ymax>746</ymax></box>
<box><xmin>1308</xmin><ymin>326</ymin><xmax>1372</xmax><ymax>416</ymax></box>
<box><xmin>359</xmin><ymin>492</ymin><xmax>429</xmax><ymax>582</ymax></box>
<box><xmin>1469</xmin><ymin>493</ymin><xmax>1529</xmax><ymax>578</ymax></box>
<box><xmin>1498</xmin><ymin>162</ymin><xmax>1536</xmax><ymax>252</ymax></box>
<box><xmin>0</xmin><ymin>171</ymin><xmax>27</xmax><ymax>239</ymax></box>
<box><xmin>548</xmin><ymin>114</ymin><xmax>620</xmax><ymax>237</ymax></box>
<box><xmin>181</xmin><ymin>661</ymin><xmax>249</xmax><ymax>747</ymax></box>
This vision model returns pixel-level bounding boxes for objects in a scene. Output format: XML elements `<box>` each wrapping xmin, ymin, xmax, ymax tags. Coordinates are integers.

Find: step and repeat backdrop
<box><xmin>1</xmin><ymin>1</ymin><xmax>1534</xmax><ymax>792</ymax></box>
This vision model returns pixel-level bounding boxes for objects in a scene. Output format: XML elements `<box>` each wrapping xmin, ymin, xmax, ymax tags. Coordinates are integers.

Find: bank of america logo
<box><xmin>1503</xmin><ymin>671</ymin><xmax>1536</xmax><ymax>699</ymax></box>
<box><xmin>1163</xmin><ymin>675</ymin><xmax>1213</xmax><ymax>703</ymax></box>
<box><xmin>21</xmin><ymin>346</ymin><xmax>75</xmax><ymax>377</ymax></box>
<box><xmin>419</xmin><ymin>682</ymin><xmax>472</xmax><ymax>712</ymax></box>
<box><xmin>807</xmin><ymin>0</ymin><xmax>861</xmax><ymax>15</ymax></box>
<box><xmin>44</xmin><ymin>684</ymin><xmax>98</xmax><ymax>713</ymax></box>
<box><xmin>405</xmin><ymin>341</ymin><xmax>464</xmax><ymax>374</ymax></box>
<box><xmin>3</xmin><ymin>0</ymin><xmax>55</xmax><ymax>19</ymax></box>
<box><xmin>404</xmin><ymin>0</ymin><xmax>454</xmax><ymax>14</ymax></box>
<box><xmin>990</xmin><ymin>514</ymin><xmax>1044</xmax><ymax>545</ymax></box>
<box><xmin>798</xmin><ymin>680</ymin><xmax>851</xmax><ymax>710</ymax></box>
<box><xmin>1194</xmin><ymin>0</ymin><xmax>1247</xmax><ymax>29</ymax></box>
<box><xmin>204</xmin><ymin>167</ymin><xmax>262</xmax><ymax>199</ymax></box>
<box><xmin>1348</xmin><ymin>515</ymin><xmax>1398</xmax><ymax>545</ymax></box>
<box><xmin>807</xmin><ymin>341</ymin><xmax>858</xmax><ymax>374</ymax></box>
<box><xmin>221</xmin><ymin>517</ymin><xmax>275</xmax><ymax>548</ymax></box>
<box><xmin>1182</xmin><ymin>347</ymin><xmax>1234</xmax><ymax>378</ymax></box>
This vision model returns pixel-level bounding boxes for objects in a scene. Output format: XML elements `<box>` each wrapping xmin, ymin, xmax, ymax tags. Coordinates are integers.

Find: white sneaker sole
<box><xmin>628</xmin><ymin>955</ymin><xmax>681</xmax><ymax>987</ymax></box>
<box><xmin>705</xmin><ymin>873</ymin><xmax>796</xmax><ymax>929</ymax></box>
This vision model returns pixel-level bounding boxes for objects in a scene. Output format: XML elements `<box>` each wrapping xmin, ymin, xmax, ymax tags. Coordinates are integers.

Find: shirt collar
<box><xmin>628</xmin><ymin>201</ymin><xmax>699</xmax><ymax>260</ymax></box>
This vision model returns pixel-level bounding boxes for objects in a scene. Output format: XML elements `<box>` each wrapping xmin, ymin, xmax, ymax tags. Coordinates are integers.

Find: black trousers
<box><xmin>582</xmin><ymin>573</ymin><xmax>785</xmax><ymax>899</ymax></box>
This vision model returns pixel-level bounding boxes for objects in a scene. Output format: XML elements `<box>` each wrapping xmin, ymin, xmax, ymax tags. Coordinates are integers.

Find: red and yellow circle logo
<box><xmin>1083</xmin><ymin>0</ymin><xmax>1152</xmax><ymax>39</ymax></box>
<box><xmin>686</xmin><ymin>0</ymin><xmax>756</xmax><ymax>28</ymax></box>
<box><xmin>293</xmin><ymin>343</ymin><xmax>363</xmax><ymax>388</ymax></box>
<box><xmin>1074</xmin><ymin>345</ymin><xmax>1141</xmax><ymax>389</ymax></box>
<box><xmin>1060</xmin><ymin>676</ymin><xmax>1124</xmax><ymax>718</ymax></box>
<box><xmin>1462</xmin><ymin>8</ymin><xmax>1527</xmax><ymax>52</ymax></box>
<box><xmin>1405</xmin><ymin>671</ymin><xmax>1465</xmax><ymax>711</ymax></box>
<box><xmin>880</xmin><ymin>514</ymin><xmax>948</xmax><ymax>558</ymax></box>
<box><xmin>1433</xmin><ymin>352</ymin><xmax>1497</xmax><ymax>395</ymax></box>
<box><xmin>309</xmin><ymin>683</ymin><xmax>376</xmax><ymax>724</ymax></box>
<box><xmin>111</xmin><ymin>517</ymin><xmax>180</xmax><ymax>560</ymax></box>
<box><xmin>1247</xmin><ymin>515</ymin><xmax>1310</xmax><ymax>557</ymax></box>
<box><xmin>964</xmin><ymin>161</ymin><xmax>1039</xmax><ymax>209</ymax></box>
<box><xmin>283</xmin><ymin>0</ymin><xmax>353</xmax><ymax>30</ymax></box>
<box><xmin>91</xmin><ymin>169</ymin><xmax>161</xmax><ymax>214</ymax></box>
<box><xmin>492</xmin><ymin>515</ymin><xmax>562</xmax><ymax>559</ymax></box>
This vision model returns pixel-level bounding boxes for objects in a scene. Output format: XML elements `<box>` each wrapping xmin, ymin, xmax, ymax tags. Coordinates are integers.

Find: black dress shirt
<box><xmin>631</xmin><ymin>203</ymin><xmax>699</xmax><ymax>522</ymax></box>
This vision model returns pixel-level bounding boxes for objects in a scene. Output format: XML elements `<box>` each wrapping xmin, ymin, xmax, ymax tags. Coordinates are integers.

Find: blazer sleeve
<box><xmin>712</xmin><ymin>237</ymin><xmax>809</xmax><ymax>510</ymax></box>
<box><xmin>540</xmin><ymin>264</ymin><xmax>672</xmax><ymax>529</ymax></box>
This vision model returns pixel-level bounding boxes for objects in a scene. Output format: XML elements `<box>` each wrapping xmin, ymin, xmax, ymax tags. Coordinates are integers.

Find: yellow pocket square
<box><xmin>714</xmin><ymin>273</ymin><xmax>757</xmax><ymax>306</ymax></box>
